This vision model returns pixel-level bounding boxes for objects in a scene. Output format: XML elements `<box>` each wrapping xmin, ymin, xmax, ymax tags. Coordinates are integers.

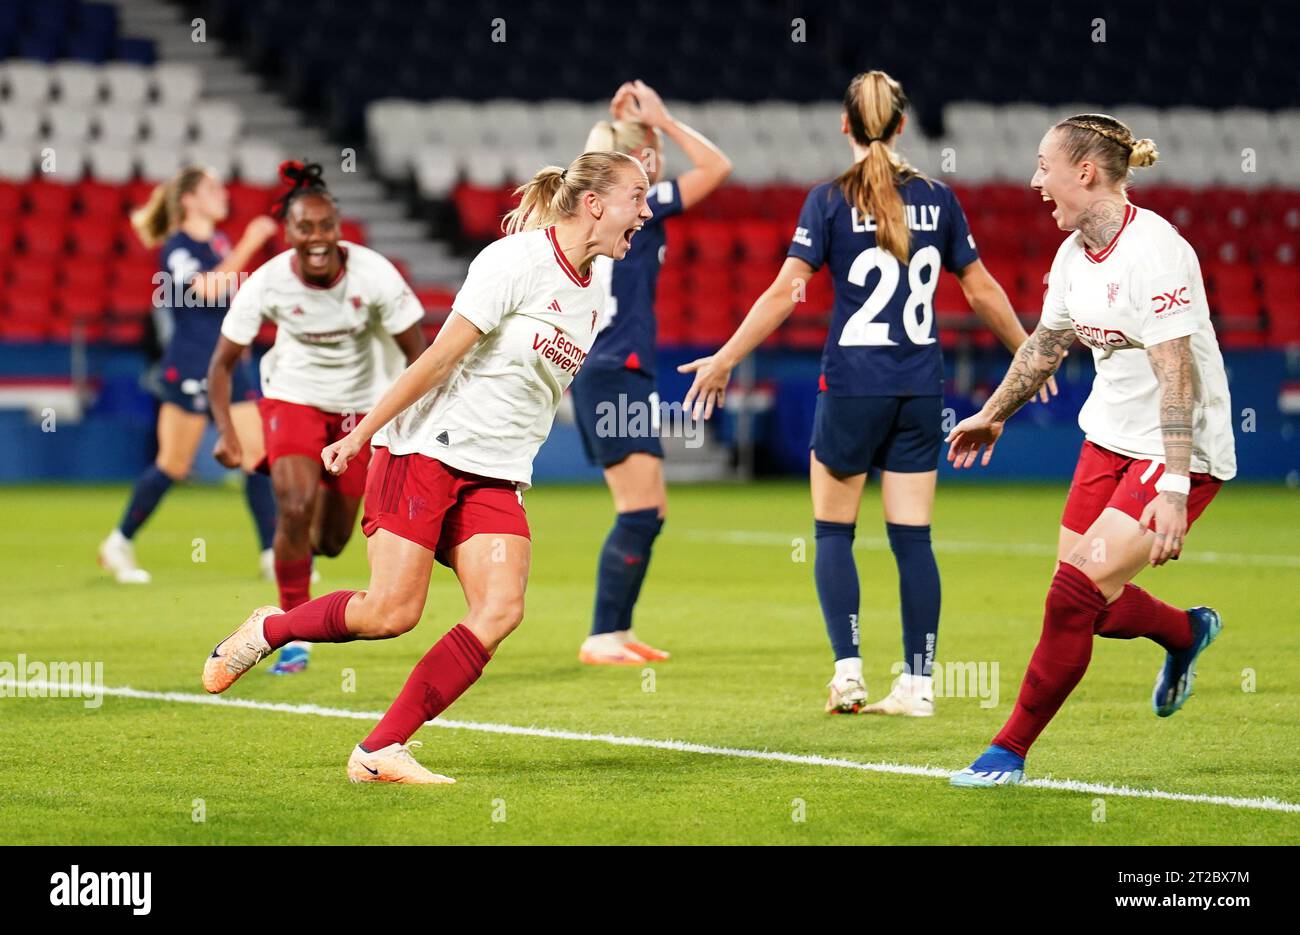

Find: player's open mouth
<box><xmin>305</xmin><ymin>246</ymin><xmax>330</xmax><ymax>269</ymax></box>
<box><xmin>622</xmin><ymin>226</ymin><xmax>641</xmax><ymax>249</ymax></box>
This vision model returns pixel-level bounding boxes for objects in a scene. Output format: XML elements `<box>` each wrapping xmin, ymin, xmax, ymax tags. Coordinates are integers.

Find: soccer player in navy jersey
<box><xmin>98</xmin><ymin>167</ymin><xmax>279</xmax><ymax>586</ymax></box>
<box><xmin>681</xmin><ymin>70</ymin><xmax>1056</xmax><ymax>715</ymax></box>
<box><xmin>570</xmin><ymin>80</ymin><xmax>732</xmax><ymax>665</ymax></box>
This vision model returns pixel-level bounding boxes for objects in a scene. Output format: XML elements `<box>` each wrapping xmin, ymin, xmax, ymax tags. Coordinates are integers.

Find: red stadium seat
<box><xmin>0</xmin><ymin>182</ymin><xmax>21</xmax><ymax>216</ymax></box>
<box><xmin>18</xmin><ymin>216</ymin><xmax>69</xmax><ymax>258</ymax></box>
<box><xmin>57</xmin><ymin>286</ymin><xmax>110</xmax><ymax>323</ymax></box>
<box><xmin>0</xmin><ymin>216</ymin><xmax>17</xmax><ymax>253</ymax></box>
<box><xmin>117</xmin><ymin>220</ymin><xmax>155</xmax><ymax>259</ymax></box>
<box><xmin>76</xmin><ymin>180</ymin><xmax>127</xmax><ymax>218</ymax></box>
<box><xmin>9</xmin><ymin>256</ymin><xmax>58</xmax><ymax>289</ymax></box>
<box><xmin>452</xmin><ymin>184</ymin><xmax>507</xmax><ymax>241</ymax></box>
<box><xmin>1205</xmin><ymin>262</ymin><xmax>1261</xmax><ymax>329</ymax></box>
<box><xmin>735</xmin><ymin>219</ymin><xmax>784</xmax><ymax>262</ymax></box>
<box><xmin>63</xmin><ymin>260</ymin><xmax>110</xmax><ymax>291</ymax></box>
<box><xmin>339</xmin><ymin>219</ymin><xmax>367</xmax><ymax>244</ymax></box>
<box><xmin>227</xmin><ymin>182</ymin><xmax>276</xmax><ymax>220</ymax></box>
<box><xmin>108</xmin><ymin>278</ymin><xmax>159</xmax><ymax>316</ymax></box>
<box><xmin>67</xmin><ymin>217</ymin><xmax>120</xmax><ymax>259</ymax></box>
<box><xmin>6</xmin><ymin>283</ymin><xmax>56</xmax><ymax>322</ymax></box>
<box><xmin>24</xmin><ymin>180</ymin><xmax>76</xmax><ymax>216</ymax></box>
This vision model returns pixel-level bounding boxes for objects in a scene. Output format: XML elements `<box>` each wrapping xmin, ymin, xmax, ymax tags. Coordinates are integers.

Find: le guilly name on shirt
<box><xmin>850</xmin><ymin>205</ymin><xmax>944</xmax><ymax>232</ymax></box>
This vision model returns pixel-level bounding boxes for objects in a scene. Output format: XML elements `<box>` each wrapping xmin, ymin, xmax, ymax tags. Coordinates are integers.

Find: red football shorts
<box><xmin>1060</xmin><ymin>440</ymin><xmax>1222</xmax><ymax>534</ymax></box>
<box><xmin>362</xmin><ymin>446</ymin><xmax>530</xmax><ymax>566</ymax></box>
<box><xmin>258</xmin><ymin>397</ymin><xmax>371</xmax><ymax>498</ymax></box>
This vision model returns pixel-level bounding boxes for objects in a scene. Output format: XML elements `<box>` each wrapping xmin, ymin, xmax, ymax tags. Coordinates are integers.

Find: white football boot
<box><xmin>347</xmin><ymin>741</ymin><xmax>454</xmax><ymax>784</ymax></box>
<box><xmin>98</xmin><ymin>529</ymin><xmax>150</xmax><ymax>584</ymax></box>
<box><xmin>861</xmin><ymin>673</ymin><xmax>935</xmax><ymax>717</ymax></box>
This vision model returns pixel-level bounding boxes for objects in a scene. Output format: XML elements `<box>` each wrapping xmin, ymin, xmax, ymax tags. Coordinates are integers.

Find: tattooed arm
<box><xmin>943</xmin><ymin>322</ymin><xmax>1075</xmax><ymax>468</ymax></box>
<box><xmin>1138</xmin><ymin>336</ymin><xmax>1194</xmax><ymax>564</ymax></box>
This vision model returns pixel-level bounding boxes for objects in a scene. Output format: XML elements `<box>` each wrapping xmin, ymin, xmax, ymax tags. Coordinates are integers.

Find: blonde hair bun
<box><xmin>1128</xmin><ymin>138</ymin><xmax>1159</xmax><ymax>168</ymax></box>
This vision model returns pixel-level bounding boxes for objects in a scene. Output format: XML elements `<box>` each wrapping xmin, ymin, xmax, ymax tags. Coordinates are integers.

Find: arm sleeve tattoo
<box><xmin>983</xmin><ymin>324</ymin><xmax>1075</xmax><ymax>422</ymax></box>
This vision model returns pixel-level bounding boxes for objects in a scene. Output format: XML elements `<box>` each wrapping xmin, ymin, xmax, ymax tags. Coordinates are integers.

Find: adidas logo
<box><xmin>548</xmin><ymin>299</ymin><xmax>563</xmax><ymax>314</ymax></box>
<box><xmin>436</xmin><ymin>431</ymin><xmax>449</xmax><ymax>445</ymax></box>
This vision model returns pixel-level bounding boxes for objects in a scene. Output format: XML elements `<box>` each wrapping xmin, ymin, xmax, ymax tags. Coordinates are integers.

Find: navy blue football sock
<box><xmin>118</xmin><ymin>464</ymin><xmax>175</xmax><ymax>539</ymax></box>
<box><xmin>590</xmin><ymin>508</ymin><xmax>663</xmax><ymax>636</ymax></box>
<box><xmin>243</xmin><ymin>470</ymin><xmax>277</xmax><ymax>551</ymax></box>
<box><xmin>617</xmin><ymin>513</ymin><xmax>664</xmax><ymax>632</ymax></box>
<box><xmin>886</xmin><ymin>522</ymin><xmax>940</xmax><ymax>677</ymax></box>
<box><xmin>814</xmin><ymin>519</ymin><xmax>860</xmax><ymax>660</ymax></box>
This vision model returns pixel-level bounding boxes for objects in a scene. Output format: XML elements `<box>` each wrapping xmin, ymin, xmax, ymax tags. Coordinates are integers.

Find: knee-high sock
<box><xmin>118</xmin><ymin>465</ymin><xmax>174</xmax><ymax>539</ymax></box>
<box><xmin>992</xmin><ymin>562</ymin><xmax>1106</xmax><ymax>758</ymax></box>
<box><xmin>886</xmin><ymin>522</ymin><xmax>940</xmax><ymax>677</ymax></box>
<box><xmin>589</xmin><ymin>508</ymin><xmax>662</xmax><ymax>636</ymax></box>
<box><xmin>362</xmin><ymin>624</ymin><xmax>490</xmax><ymax>751</ymax></box>
<box><xmin>1094</xmin><ymin>584</ymin><xmax>1193</xmax><ymax>652</ymax></box>
<box><xmin>263</xmin><ymin>589</ymin><xmax>356</xmax><ymax>649</ymax></box>
<box><xmin>814</xmin><ymin>520</ymin><xmax>859</xmax><ymax>661</ymax></box>
<box><xmin>243</xmin><ymin>471</ymin><xmax>277</xmax><ymax>551</ymax></box>
<box><xmin>274</xmin><ymin>556</ymin><xmax>313</xmax><ymax>611</ymax></box>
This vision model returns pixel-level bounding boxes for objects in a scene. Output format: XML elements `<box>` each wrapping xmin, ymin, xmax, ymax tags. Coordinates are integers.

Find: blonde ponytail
<box><xmin>836</xmin><ymin>70</ymin><xmax>919</xmax><ymax>265</ymax></box>
<box><xmin>129</xmin><ymin>165</ymin><xmax>209</xmax><ymax>248</ymax></box>
<box><xmin>502</xmin><ymin>151</ymin><xmax>645</xmax><ymax>235</ymax></box>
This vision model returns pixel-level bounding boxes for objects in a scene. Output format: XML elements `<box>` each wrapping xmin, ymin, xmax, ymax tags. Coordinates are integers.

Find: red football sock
<box><xmin>263</xmin><ymin>589</ymin><xmax>357</xmax><ymax>649</ymax></box>
<box><xmin>274</xmin><ymin>556</ymin><xmax>313</xmax><ymax>611</ymax></box>
<box><xmin>362</xmin><ymin>624</ymin><xmax>490</xmax><ymax>751</ymax></box>
<box><xmin>1094</xmin><ymin>584</ymin><xmax>1193</xmax><ymax>652</ymax></box>
<box><xmin>992</xmin><ymin>562</ymin><xmax>1106</xmax><ymax>758</ymax></box>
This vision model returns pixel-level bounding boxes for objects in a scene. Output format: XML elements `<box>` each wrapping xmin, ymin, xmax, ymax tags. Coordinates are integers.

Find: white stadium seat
<box><xmin>235</xmin><ymin>139</ymin><xmax>284</xmax><ymax>185</ymax></box>
<box><xmin>94</xmin><ymin>106</ymin><xmax>143</xmax><ymax>144</ymax></box>
<box><xmin>2</xmin><ymin>60</ymin><xmax>53</xmax><ymax>103</ymax></box>
<box><xmin>0</xmin><ymin>103</ymin><xmax>42</xmax><ymax>142</ymax></box>
<box><xmin>142</xmin><ymin>107</ymin><xmax>192</xmax><ymax>146</ymax></box>
<box><xmin>0</xmin><ymin>141</ymin><xmax>35</xmax><ymax>181</ymax></box>
<box><xmin>52</xmin><ymin>62</ymin><xmax>102</xmax><ymax>106</ymax></box>
<box><xmin>43</xmin><ymin>139</ymin><xmax>87</xmax><ymax>180</ymax></box>
<box><xmin>87</xmin><ymin>143</ymin><xmax>136</xmax><ymax>183</ymax></box>
<box><xmin>152</xmin><ymin>63</ymin><xmax>203</xmax><ymax>107</ymax></box>
<box><xmin>185</xmin><ymin>144</ymin><xmax>234</xmax><ymax>179</ymax></box>
<box><xmin>44</xmin><ymin>104</ymin><xmax>93</xmax><ymax>142</ymax></box>
<box><xmin>193</xmin><ymin>100</ymin><xmax>242</xmax><ymax>144</ymax></box>
<box><xmin>137</xmin><ymin>143</ymin><xmax>184</xmax><ymax>182</ymax></box>
<box><xmin>414</xmin><ymin>147</ymin><xmax>459</xmax><ymax>199</ymax></box>
<box><xmin>100</xmin><ymin>63</ymin><xmax>150</xmax><ymax>107</ymax></box>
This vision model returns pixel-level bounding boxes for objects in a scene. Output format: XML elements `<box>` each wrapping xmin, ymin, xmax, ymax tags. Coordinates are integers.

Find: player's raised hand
<box><xmin>945</xmin><ymin>413</ymin><xmax>1004</xmax><ymax>469</ymax></box>
<box><xmin>679</xmin><ymin>355</ymin><xmax>731</xmax><ymax>421</ymax></box>
<box><xmin>212</xmin><ymin>431</ymin><xmax>243</xmax><ymax>469</ymax></box>
<box><xmin>321</xmin><ymin>433</ymin><xmax>364</xmax><ymax>476</ymax></box>
<box><xmin>614</xmin><ymin>79</ymin><xmax>670</xmax><ymax>128</ymax></box>
<box><xmin>1138</xmin><ymin>491</ymin><xmax>1188</xmax><ymax>566</ymax></box>
<box><xmin>242</xmin><ymin>214</ymin><xmax>279</xmax><ymax>246</ymax></box>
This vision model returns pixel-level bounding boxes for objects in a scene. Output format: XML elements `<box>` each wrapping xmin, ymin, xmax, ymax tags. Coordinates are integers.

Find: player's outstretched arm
<box><xmin>945</xmin><ymin>322</ymin><xmax>1074</xmax><ymax>468</ymax></box>
<box><xmin>1139</xmin><ymin>336</ymin><xmax>1194</xmax><ymax>565</ymax></box>
<box><xmin>955</xmin><ymin>259</ymin><xmax>1058</xmax><ymax>404</ymax></box>
<box><xmin>680</xmin><ymin>256</ymin><xmax>811</xmax><ymax>420</ymax></box>
<box><xmin>611</xmin><ymin>79</ymin><xmax>732</xmax><ymax>209</ymax></box>
<box><xmin>208</xmin><ymin>335</ymin><xmax>248</xmax><ymax>468</ymax></box>
<box><xmin>192</xmin><ymin>216</ymin><xmax>279</xmax><ymax>304</ymax></box>
<box><xmin>322</xmin><ymin>313</ymin><xmax>483</xmax><ymax>475</ymax></box>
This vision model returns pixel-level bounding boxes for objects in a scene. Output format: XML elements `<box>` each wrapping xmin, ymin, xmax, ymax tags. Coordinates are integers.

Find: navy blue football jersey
<box><xmin>159</xmin><ymin>230</ymin><xmax>232</xmax><ymax>380</ymax></box>
<box><xmin>584</xmin><ymin>178</ymin><xmax>683</xmax><ymax>375</ymax></box>
<box><xmin>788</xmin><ymin>176</ymin><xmax>978</xmax><ymax>396</ymax></box>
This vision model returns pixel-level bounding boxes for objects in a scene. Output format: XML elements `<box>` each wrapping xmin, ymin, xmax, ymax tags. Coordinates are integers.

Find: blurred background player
<box><xmin>98</xmin><ymin>167</ymin><xmax>279</xmax><ymax>584</ymax></box>
<box><xmin>208</xmin><ymin>161</ymin><xmax>426</xmax><ymax>675</ymax></box>
<box><xmin>948</xmin><ymin>116</ymin><xmax>1234</xmax><ymax>787</ymax></box>
<box><xmin>570</xmin><ymin>80</ymin><xmax>731</xmax><ymax>665</ymax></box>
<box><xmin>202</xmin><ymin>152</ymin><xmax>653</xmax><ymax>783</ymax></box>
<box><xmin>680</xmin><ymin>70</ymin><xmax>1054</xmax><ymax>715</ymax></box>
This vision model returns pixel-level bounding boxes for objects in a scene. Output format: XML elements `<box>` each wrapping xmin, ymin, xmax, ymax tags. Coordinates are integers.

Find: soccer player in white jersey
<box><xmin>207</xmin><ymin>162</ymin><xmax>427</xmax><ymax>675</ymax></box>
<box><xmin>201</xmin><ymin>151</ymin><xmax>652</xmax><ymax>783</ymax></box>
<box><xmin>944</xmin><ymin>115</ymin><xmax>1236</xmax><ymax>788</ymax></box>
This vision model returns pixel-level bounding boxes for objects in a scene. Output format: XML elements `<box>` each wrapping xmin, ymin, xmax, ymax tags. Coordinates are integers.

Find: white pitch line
<box><xmin>685</xmin><ymin>529</ymin><xmax>1300</xmax><ymax>569</ymax></box>
<box><xmin>8</xmin><ymin>679</ymin><xmax>1299</xmax><ymax>815</ymax></box>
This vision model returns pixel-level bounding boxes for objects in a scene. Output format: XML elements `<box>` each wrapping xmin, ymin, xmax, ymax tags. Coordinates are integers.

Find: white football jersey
<box><xmin>1040</xmin><ymin>205</ymin><xmax>1236</xmax><ymax>480</ymax></box>
<box><xmin>374</xmin><ymin>226</ymin><xmax>603</xmax><ymax>488</ymax></box>
<box><xmin>220</xmin><ymin>242</ymin><xmax>424</xmax><ymax>414</ymax></box>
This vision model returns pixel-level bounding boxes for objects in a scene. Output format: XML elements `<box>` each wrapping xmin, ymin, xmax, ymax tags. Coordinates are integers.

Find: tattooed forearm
<box><xmin>984</xmin><ymin>324</ymin><xmax>1074</xmax><ymax>422</ymax></box>
<box><xmin>1147</xmin><ymin>336</ymin><xmax>1195</xmax><ymax>478</ymax></box>
<box><xmin>1075</xmin><ymin>197</ymin><xmax>1128</xmax><ymax>253</ymax></box>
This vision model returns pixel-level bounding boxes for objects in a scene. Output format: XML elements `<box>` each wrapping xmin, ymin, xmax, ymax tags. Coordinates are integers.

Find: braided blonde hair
<box><xmin>1055</xmin><ymin>113</ymin><xmax>1158</xmax><ymax>186</ymax></box>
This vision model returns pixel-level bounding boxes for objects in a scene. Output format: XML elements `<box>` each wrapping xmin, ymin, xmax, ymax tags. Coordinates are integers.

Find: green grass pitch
<box><xmin>1</xmin><ymin>480</ymin><xmax>1297</xmax><ymax>844</ymax></box>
